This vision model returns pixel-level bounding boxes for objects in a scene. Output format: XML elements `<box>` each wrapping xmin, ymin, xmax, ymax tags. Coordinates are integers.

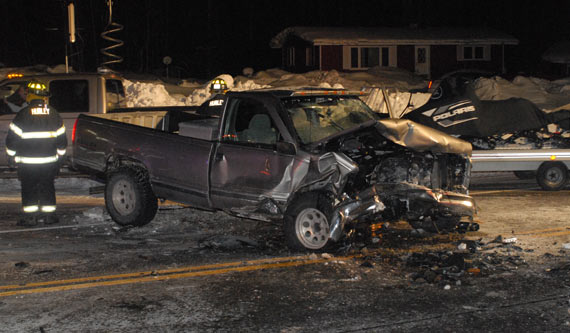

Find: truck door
<box><xmin>210</xmin><ymin>96</ymin><xmax>296</xmax><ymax>211</ymax></box>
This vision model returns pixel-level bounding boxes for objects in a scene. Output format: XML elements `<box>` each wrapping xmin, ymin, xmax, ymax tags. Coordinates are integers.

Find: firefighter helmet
<box><xmin>26</xmin><ymin>81</ymin><xmax>50</xmax><ymax>102</ymax></box>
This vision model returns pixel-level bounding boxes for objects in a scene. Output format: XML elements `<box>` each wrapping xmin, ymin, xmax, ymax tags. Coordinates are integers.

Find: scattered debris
<box><xmin>502</xmin><ymin>237</ymin><xmax>517</xmax><ymax>244</ymax></box>
<box><xmin>33</xmin><ymin>269</ymin><xmax>53</xmax><ymax>275</ymax></box>
<box><xmin>360</xmin><ymin>261</ymin><xmax>374</xmax><ymax>268</ymax></box>
<box><xmin>14</xmin><ymin>262</ymin><xmax>29</xmax><ymax>268</ymax></box>
<box><xmin>405</xmin><ymin>237</ymin><xmax>530</xmax><ymax>286</ymax></box>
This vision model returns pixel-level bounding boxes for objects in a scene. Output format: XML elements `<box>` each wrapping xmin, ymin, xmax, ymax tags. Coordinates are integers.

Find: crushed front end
<box><xmin>312</xmin><ymin>119</ymin><xmax>476</xmax><ymax>240</ymax></box>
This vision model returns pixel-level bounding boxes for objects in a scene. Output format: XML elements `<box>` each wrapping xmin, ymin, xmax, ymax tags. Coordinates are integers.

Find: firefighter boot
<box><xmin>17</xmin><ymin>214</ymin><xmax>38</xmax><ymax>227</ymax></box>
<box><xmin>45</xmin><ymin>213</ymin><xmax>60</xmax><ymax>225</ymax></box>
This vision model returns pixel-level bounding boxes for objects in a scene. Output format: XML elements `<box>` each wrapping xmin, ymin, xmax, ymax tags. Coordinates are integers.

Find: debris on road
<box><xmin>401</xmin><ymin>237</ymin><xmax>535</xmax><ymax>286</ymax></box>
<box><xmin>502</xmin><ymin>237</ymin><xmax>518</xmax><ymax>244</ymax></box>
<box><xmin>14</xmin><ymin>262</ymin><xmax>29</xmax><ymax>269</ymax></box>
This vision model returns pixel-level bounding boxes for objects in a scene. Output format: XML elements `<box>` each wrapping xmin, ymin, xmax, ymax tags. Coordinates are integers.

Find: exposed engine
<box><xmin>323</xmin><ymin>127</ymin><xmax>471</xmax><ymax>197</ymax></box>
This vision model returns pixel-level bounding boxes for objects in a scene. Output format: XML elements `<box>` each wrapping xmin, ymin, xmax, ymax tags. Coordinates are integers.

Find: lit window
<box><xmin>349</xmin><ymin>47</ymin><xmax>390</xmax><ymax>69</ymax></box>
<box><xmin>460</xmin><ymin>46</ymin><xmax>489</xmax><ymax>61</ymax></box>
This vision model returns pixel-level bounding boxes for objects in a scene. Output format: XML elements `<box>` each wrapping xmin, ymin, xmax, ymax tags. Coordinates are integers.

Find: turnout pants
<box><xmin>18</xmin><ymin>163</ymin><xmax>58</xmax><ymax>214</ymax></box>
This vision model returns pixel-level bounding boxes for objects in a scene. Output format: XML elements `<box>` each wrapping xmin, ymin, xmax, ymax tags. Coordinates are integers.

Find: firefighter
<box><xmin>5</xmin><ymin>81</ymin><xmax>67</xmax><ymax>226</ymax></box>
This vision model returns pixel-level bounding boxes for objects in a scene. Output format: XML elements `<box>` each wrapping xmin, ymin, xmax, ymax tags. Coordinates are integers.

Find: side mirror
<box><xmin>276</xmin><ymin>141</ymin><xmax>296</xmax><ymax>155</ymax></box>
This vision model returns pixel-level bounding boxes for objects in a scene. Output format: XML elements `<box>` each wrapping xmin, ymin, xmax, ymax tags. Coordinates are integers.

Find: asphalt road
<box><xmin>0</xmin><ymin>174</ymin><xmax>568</xmax><ymax>332</ymax></box>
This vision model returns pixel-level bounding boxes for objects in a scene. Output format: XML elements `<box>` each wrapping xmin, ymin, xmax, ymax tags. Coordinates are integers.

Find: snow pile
<box><xmin>123</xmin><ymin>67</ymin><xmax>430</xmax><ymax>116</ymax></box>
<box><xmin>123</xmin><ymin>79</ymin><xmax>186</xmax><ymax>107</ymax></box>
<box><xmin>3</xmin><ymin>64</ymin><xmax>568</xmax><ymax>116</ymax></box>
<box><xmin>473</xmin><ymin>76</ymin><xmax>570</xmax><ymax>112</ymax></box>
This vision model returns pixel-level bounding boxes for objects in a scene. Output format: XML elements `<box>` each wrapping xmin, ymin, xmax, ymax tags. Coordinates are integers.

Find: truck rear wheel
<box><xmin>284</xmin><ymin>193</ymin><xmax>333</xmax><ymax>252</ymax></box>
<box><xmin>105</xmin><ymin>167</ymin><xmax>158</xmax><ymax>226</ymax></box>
<box><xmin>537</xmin><ymin>162</ymin><xmax>568</xmax><ymax>191</ymax></box>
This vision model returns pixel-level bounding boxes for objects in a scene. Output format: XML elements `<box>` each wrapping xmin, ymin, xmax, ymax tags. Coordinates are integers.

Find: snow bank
<box><xmin>123</xmin><ymin>66</ymin><xmax>430</xmax><ymax>116</ymax></box>
<box><xmin>3</xmin><ymin>64</ymin><xmax>568</xmax><ymax>116</ymax></box>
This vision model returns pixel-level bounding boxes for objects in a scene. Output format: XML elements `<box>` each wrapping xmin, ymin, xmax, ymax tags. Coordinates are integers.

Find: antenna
<box><xmin>100</xmin><ymin>0</ymin><xmax>124</xmax><ymax>70</ymax></box>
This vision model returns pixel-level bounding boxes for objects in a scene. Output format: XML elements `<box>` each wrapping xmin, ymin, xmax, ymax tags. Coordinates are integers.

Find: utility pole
<box><xmin>65</xmin><ymin>1</ymin><xmax>76</xmax><ymax>73</ymax></box>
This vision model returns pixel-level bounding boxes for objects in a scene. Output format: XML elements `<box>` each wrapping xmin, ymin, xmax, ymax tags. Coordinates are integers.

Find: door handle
<box><xmin>215</xmin><ymin>152</ymin><xmax>224</xmax><ymax>161</ymax></box>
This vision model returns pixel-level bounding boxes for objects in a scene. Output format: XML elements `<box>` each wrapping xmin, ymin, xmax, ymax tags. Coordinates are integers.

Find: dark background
<box><xmin>1</xmin><ymin>0</ymin><xmax>568</xmax><ymax>79</ymax></box>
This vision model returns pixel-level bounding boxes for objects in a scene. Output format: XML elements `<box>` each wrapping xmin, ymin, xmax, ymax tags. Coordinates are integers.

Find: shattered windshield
<box><xmin>283</xmin><ymin>96</ymin><xmax>379</xmax><ymax>144</ymax></box>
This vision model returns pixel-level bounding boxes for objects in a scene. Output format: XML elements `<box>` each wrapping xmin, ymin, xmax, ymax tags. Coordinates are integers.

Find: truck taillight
<box><xmin>72</xmin><ymin>118</ymin><xmax>78</xmax><ymax>143</ymax></box>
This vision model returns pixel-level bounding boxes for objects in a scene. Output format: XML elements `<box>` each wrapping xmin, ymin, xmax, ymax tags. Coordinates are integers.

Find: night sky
<box><xmin>1</xmin><ymin>0</ymin><xmax>569</xmax><ymax>79</ymax></box>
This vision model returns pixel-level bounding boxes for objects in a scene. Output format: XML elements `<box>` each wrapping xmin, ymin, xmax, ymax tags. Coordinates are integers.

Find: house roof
<box><xmin>270</xmin><ymin>26</ymin><xmax>519</xmax><ymax>48</ymax></box>
<box><xmin>541</xmin><ymin>41</ymin><xmax>570</xmax><ymax>64</ymax></box>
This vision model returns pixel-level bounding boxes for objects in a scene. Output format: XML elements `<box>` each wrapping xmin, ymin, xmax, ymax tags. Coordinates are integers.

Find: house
<box><xmin>270</xmin><ymin>26</ymin><xmax>519</xmax><ymax>79</ymax></box>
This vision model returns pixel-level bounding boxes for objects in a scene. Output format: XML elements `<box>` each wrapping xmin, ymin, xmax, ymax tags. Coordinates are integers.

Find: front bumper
<box><xmin>328</xmin><ymin>183</ymin><xmax>476</xmax><ymax>241</ymax></box>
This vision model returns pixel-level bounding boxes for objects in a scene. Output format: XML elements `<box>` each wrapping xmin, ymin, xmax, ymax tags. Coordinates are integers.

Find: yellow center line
<box><xmin>0</xmin><ymin>255</ymin><xmax>327</xmax><ymax>291</ymax></box>
<box><xmin>514</xmin><ymin>227</ymin><xmax>569</xmax><ymax>235</ymax></box>
<box><xmin>0</xmin><ymin>257</ymin><xmax>353</xmax><ymax>297</ymax></box>
<box><xmin>525</xmin><ymin>231</ymin><xmax>570</xmax><ymax>238</ymax></box>
<box><xmin>0</xmin><ymin>243</ymin><xmax>457</xmax><ymax>298</ymax></box>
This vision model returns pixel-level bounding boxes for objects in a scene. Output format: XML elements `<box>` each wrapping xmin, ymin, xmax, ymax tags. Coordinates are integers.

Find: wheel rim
<box><xmin>112</xmin><ymin>179</ymin><xmax>136</xmax><ymax>216</ymax></box>
<box><xmin>545</xmin><ymin>167</ymin><xmax>564</xmax><ymax>186</ymax></box>
<box><xmin>295</xmin><ymin>208</ymin><xmax>330</xmax><ymax>250</ymax></box>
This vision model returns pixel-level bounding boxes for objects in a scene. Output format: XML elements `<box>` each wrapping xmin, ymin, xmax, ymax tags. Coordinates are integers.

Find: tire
<box><xmin>536</xmin><ymin>162</ymin><xmax>568</xmax><ymax>191</ymax></box>
<box><xmin>284</xmin><ymin>193</ymin><xmax>333</xmax><ymax>252</ymax></box>
<box><xmin>105</xmin><ymin>167</ymin><xmax>158</xmax><ymax>226</ymax></box>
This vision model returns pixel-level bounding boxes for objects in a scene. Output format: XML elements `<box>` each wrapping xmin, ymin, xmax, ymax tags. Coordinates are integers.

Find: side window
<box><xmin>49</xmin><ymin>80</ymin><xmax>89</xmax><ymax>113</ymax></box>
<box><xmin>105</xmin><ymin>79</ymin><xmax>126</xmax><ymax>109</ymax></box>
<box><xmin>222</xmin><ymin>98</ymin><xmax>280</xmax><ymax>146</ymax></box>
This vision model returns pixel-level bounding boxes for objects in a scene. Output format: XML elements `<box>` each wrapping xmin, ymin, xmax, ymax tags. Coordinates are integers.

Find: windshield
<box><xmin>283</xmin><ymin>96</ymin><xmax>379</xmax><ymax>144</ymax></box>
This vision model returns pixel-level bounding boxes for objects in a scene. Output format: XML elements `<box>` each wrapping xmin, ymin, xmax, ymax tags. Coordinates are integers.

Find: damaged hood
<box><xmin>375</xmin><ymin>119</ymin><xmax>472</xmax><ymax>156</ymax></box>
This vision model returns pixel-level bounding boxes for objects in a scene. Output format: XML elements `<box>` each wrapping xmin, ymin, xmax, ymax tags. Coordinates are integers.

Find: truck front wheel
<box><xmin>105</xmin><ymin>167</ymin><xmax>158</xmax><ymax>226</ymax></box>
<box><xmin>284</xmin><ymin>193</ymin><xmax>333</xmax><ymax>252</ymax></box>
<box><xmin>537</xmin><ymin>162</ymin><xmax>568</xmax><ymax>191</ymax></box>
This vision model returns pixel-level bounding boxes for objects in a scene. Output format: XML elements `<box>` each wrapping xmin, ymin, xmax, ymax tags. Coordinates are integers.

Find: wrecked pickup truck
<box><xmin>71</xmin><ymin>88</ymin><xmax>476</xmax><ymax>251</ymax></box>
